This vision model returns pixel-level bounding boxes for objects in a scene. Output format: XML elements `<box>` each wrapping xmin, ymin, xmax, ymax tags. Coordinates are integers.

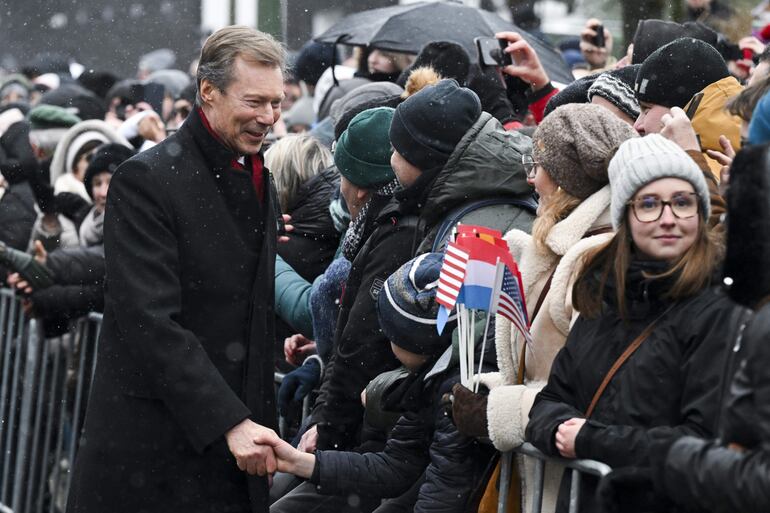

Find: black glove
<box><xmin>503</xmin><ymin>74</ymin><xmax>531</xmax><ymax>122</ymax></box>
<box><xmin>597</xmin><ymin>467</ymin><xmax>671</xmax><ymax>513</ymax></box>
<box><xmin>467</xmin><ymin>64</ymin><xmax>516</xmax><ymax>125</ymax></box>
<box><xmin>444</xmin><ymin>382</ymin><xmax>489</xmax><ymax>438</ymax></box>
<box><xmin>277</xmin><ymin>358</ymin><xmax>320</xmax><ymax>416</ymax></box>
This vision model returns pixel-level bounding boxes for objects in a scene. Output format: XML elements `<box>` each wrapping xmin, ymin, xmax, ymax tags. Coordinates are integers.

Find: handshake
<box><xmin>225</xmin><ymin>419</ymin><xmax>316</xmax><ymax>482</ymax></box>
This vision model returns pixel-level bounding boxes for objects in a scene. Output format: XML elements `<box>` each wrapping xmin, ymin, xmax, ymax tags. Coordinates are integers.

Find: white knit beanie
<box><xmin>608</xmin><ymin>134</ymin><xmax>711</xmax><ymax>229</ymax></box>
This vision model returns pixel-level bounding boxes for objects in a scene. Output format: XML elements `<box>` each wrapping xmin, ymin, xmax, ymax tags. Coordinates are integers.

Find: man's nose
<box><xmin>255</xmin><ymin>103</ymin><xmax>276</xmax><ymax>125</ymax></box>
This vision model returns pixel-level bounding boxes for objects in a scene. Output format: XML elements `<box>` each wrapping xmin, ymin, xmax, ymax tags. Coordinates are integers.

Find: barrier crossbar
<box><xmin>498</xmin><ymin>442</ymin><xmax>612</xmax><ymax>513</ymax></box>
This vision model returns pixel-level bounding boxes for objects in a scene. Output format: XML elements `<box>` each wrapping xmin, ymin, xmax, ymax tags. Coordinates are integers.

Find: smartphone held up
<box><xmin>475</xmin><ymin>37</ymin><xmax>513</xmax><ymax>68</ymax></box>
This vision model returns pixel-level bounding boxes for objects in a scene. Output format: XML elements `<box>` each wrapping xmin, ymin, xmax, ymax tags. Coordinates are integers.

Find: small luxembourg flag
<box><xmin>436</xmin><ymin>242</ymin><xmax>469</xmax><ymax>334</ymax></box>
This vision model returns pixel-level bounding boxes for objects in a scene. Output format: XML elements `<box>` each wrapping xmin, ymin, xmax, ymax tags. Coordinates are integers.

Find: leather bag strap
<box><xmin>585</xmin><ymin>304</ymin><xmax>675</xmax><ymax>418</ymax></box>
<box><xmin>516</xmin><ymin>270</ymin><xmax>556</xmax><ymax>385</ymax></box>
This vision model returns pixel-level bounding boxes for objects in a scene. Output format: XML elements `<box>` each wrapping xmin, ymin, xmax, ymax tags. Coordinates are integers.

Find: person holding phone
<box><xmin>579</xmin><ymin>18</ymin><xmax>614</xmax><ymax>71</ymax></box>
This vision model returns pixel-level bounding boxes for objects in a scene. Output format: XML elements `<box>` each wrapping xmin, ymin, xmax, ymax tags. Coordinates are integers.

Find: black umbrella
<box><xmin>315</xmin><ymin>1</ymin><xmax>574</xmax><ymax>85</ymax></box>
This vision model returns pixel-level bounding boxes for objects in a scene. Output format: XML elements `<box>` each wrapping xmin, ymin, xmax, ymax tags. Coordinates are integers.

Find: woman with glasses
<box><xmin>525</xmin><ymin>134</ymin><xmax>735</xmax><ymax>513</ymax></box>
<box><xmin>449</xmin><ymin>104</ymin><xmax>636</xmax><ymax>513</ymax></box>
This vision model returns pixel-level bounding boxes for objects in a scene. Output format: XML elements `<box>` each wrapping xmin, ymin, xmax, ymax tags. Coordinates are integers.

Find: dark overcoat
<box><xmin>66</xmin><ymin>107</ymin><xmax>278</xmax><ymax>513</ymax></box>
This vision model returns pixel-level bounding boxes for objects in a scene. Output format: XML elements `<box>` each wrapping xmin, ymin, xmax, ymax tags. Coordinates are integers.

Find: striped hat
<box><xmin>377</xmin><ymin>253</ymin><xmax>457</xmax><ymax>356</ymax></box>
<box><xmin>587</xmin><ymin>70</ymin><xmax>641</xmax><ymax>121</ymax></box>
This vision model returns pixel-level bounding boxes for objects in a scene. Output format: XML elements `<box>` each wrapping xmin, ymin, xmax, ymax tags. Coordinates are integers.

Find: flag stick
<box><xmin>476</xmin><ymin>259</ymin><xmax>503</xmax><ymax>392</ymax></box>
<box><xmin>468</xmin><ymin>308</ymin><xmax>476</xmax><ymax>390</ymax></box>
<box><xmin>457</xmin><ymin>303</ymin><xmax>467</xmax><ymax>387</ymax></box>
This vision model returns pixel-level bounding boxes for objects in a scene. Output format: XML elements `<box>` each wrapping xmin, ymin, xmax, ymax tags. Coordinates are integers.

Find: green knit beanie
<box><xmin>28</xmin><ymin>105</ymin><xmax>81</xmax><ymax>131</ymax></box>
<box><xmin>334</xmin><ymin>107</ymin><xmax>395</xmax><ymax>188</ymax></box>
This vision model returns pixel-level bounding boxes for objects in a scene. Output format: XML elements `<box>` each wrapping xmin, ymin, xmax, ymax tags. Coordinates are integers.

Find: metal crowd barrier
<box><xmin>1</xmin><ymin>288</ymin><xmax>609</xmax><ymax>513</ymax></box>
<box><xmin>0</xmin><ymin>289</ymin><xmax>102</xmax><ymax>513</ymax></box>
<box><xmin>497</xmin><ymin>443</ymin><xmax>612</xmax><ymax>513</ymax></box>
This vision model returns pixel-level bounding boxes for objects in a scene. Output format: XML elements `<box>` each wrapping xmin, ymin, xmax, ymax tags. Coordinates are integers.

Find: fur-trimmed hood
<box><xmin>724</xmin><ymin>143</ymin><xmax>770</xmax><ymax>307</ymax></box>
<box><xmin>49</xmin><ymin>119</ymin><xmax>130</xmax><ymax>185</ymax></box>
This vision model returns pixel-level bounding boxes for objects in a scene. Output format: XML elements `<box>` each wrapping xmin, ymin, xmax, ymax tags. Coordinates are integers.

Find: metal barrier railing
<box><xmin>0</xmin><ymin>290</ymin><xmax>102</xmax><ymax>513</ymax></box>
<box><xmin>0</xmin><ymin>288</ymin><xmax>609</xmax><ymax>513</ymax></box>
<box><xmin>498</xmin><ymin>443</ymin><xmax>612</xmax><ymax>513</ymax></box>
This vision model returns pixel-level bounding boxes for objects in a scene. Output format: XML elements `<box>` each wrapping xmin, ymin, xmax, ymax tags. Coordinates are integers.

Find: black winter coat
<box><xmin>311</xmin><ymin>195</ymin><xmax>418</xmax><ymax>451</ymax></box>
<box><xmin>656</xmin><ymin>302</ymin><xmax>770</xmax><ymax>513</ymax></box>
<box><xmin>312</xmin><ymin>352</ymin><xmax>496</xmax><ymax>513</ymax></box>
<box><xmin>32</xmin><ymin>244</ymin><xmax>105</xmax><ymax>336</ymax></box>
<box><xmin>67</xmin><ymin>107</ymin><xmax>279</xmax><ymax>513</ymax></box>
<box><xmin>277</xmin><ymin>166</ymin><xmax>340</xmax><ymax>282</ymax></box>
<box><xmin>526</xmin><ymin>263</ymin><xmax>736</xmax><ymax>513</ymax></box>
<box><xmin>0</xmin><ymin>181</ymin><xmax>36</xmax><ymax>253</ymax></box>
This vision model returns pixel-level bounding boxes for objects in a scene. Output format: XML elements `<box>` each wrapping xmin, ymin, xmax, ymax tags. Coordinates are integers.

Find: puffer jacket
<box><xmin>408</xmin><ymin>112</ymin><xmax>536</xmax><ymax>254</ymax></box>
<box><xmin>526</xmin><ymin>262</ymin><xmax>737</xmax><ymax>513</ymax></box>
<box><xmin>311</xmin><ymin>195</ymin><xmax>419</xmax><ymax>451</ymax></box>
<box><xmin>312</xmin><ymin>346</ymin><xmax>496</xmax><ymax>513</ymax></box>
<box><xmin>0</xmin><ymin>180</ymin><xmax>36</xmax><ymax>253</ymax></box>
<box><xmin>687</xmin><ymin>76</ymin><xmax>743</xmax><ymax>180</ymax></box>
<box><xmin>654</xmin><ymin>303</ymin><xmax>767</xmax><ymax>513</ymax></box>
<box><xmin>277</xmin><ymin>167</ymin><xmax>341</xmax><ymax>282</ymax></box>
<box><xmin>32</xmin><ymin>244</ymin><xmax>105</xmax><ymax>336</ymax></box>
<box><xmin>478</xmin><ymin>186</ymin><xmax>613</xmax><ymax>513</ymax></box>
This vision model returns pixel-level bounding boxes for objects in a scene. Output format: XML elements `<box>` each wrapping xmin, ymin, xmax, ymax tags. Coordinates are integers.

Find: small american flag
<box><xmin>436</xmin><ymin>241</ymin><xmax>469</xmax><ymax>310</ymax></box>
<box><xmin>496</xmin><ymin>266</ymin><xmax>533</xmax><ymax>346</ymax></box>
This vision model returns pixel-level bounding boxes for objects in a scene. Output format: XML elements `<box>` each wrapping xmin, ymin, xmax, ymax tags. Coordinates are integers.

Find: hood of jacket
<box><xmin>286</xmin><ymin>166</ymin><xmax>340</xmax><ymax>239</ymax></box>
<box><xmin>419</xmin><ymin>112</ymin><xmax>532</xmax><ymax>227</ymax></box>
<box><xmin>49</xmin><ymin>119</ymin><xmax>131</xmax><ymax>185</ymax></box>
<box><xmin>688</xmin><ymin>76</ymin><xmax>743</xmax><ymax>179</ymax></box>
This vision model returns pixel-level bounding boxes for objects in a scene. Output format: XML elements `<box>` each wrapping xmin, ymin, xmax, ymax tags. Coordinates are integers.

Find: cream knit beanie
<box><xmin>608</xmin><ymin>134</ymin><xmax>710</xmax><ymax>229</ymax></box>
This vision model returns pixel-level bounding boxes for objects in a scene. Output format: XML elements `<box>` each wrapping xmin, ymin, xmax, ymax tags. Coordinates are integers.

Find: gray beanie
<box><xmin>533</xmin><ymin>103</ymin><xmax>638</xmax><ymax>199</ymax></box>
<box><xmin>608</xmin><ymin>134</ymin><xmax>710</xmax><ymax>229</ymax></box>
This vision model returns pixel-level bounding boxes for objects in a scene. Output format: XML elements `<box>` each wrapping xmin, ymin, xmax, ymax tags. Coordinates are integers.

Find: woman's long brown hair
<box><xmin>572</xmin><ymin>204</ymin><xmax>723</xmax><ymax>320</ymax></box>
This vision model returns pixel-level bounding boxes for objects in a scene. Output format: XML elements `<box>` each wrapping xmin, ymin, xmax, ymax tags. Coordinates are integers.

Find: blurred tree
<box><xmin>620</xmin><ymin>0</ymin><xmax>666</xmax><ymax>47</ymax></box>
<box><xmin>506</xmin><ymin>0</ymin><xmax>540</xmax><ymax>30</ymax></box>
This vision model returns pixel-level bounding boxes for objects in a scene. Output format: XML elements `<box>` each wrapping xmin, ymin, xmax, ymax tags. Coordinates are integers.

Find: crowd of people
<box><xmin>3</xmin><ymin>2</ymin><xmax>770</xmax><ymax>512</ymax></box>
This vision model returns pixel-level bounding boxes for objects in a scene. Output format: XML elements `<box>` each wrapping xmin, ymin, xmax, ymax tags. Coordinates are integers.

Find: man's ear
<box><xmin>199</xmin><ymin>79</ymin><xmax>216</xmax><ymax>104</ymax></box>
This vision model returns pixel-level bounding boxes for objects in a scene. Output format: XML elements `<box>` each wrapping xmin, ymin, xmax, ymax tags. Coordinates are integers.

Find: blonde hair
<box><xmin>196</xmin><ymin>25</ymin><xmax>286</xmax><ymax>104</ymax></box>
<box><xmin>532</xmin><ymin>187</ymin><xmax>582</xmax><ymax>252</ymax></box>
<box><xmin>265</xmin><ymin>134</ymin><xmax>333</xmax><ymax>211</ymax></box>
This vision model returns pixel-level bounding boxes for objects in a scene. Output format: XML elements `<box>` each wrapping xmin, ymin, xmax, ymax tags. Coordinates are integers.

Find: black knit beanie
<box><xmin>83</xmin><ymin>143</ymin><xmax>136</xmax><ymax>198</ymax></box>
<box><xmin>631</xmin><ymin>19</ymin><xmax>718</xmax><ymax>65</ymax></box>
<box><xmin>635</xmin><ymin>37</ymin><xmax>729</xmax><ymax>108</ymax></box>
<box><xmin>396</xmin><ymin>41</ymin><xmax>471</xmax><ymax>87</ymax></box>
<box><xmin>389</xmin><ymin>79</ymin><xmax>481</xmax><ymax>171</ymax></box>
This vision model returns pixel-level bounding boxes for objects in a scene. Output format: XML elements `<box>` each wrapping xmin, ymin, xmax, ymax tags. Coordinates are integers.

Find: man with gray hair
<box><xmin>67</xmin><ymin>26</ymin><xmax>287</xmax><ymax>513</ymax></box>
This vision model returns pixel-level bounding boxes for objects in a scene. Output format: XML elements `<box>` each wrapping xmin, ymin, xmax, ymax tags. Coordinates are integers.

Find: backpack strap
<box><xmin>431</xmin><ymin>195</ymin><xmax>538</xmax><ymax>252</ymax></box>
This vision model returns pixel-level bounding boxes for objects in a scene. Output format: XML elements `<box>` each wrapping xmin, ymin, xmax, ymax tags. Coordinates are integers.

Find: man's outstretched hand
<box><xmin>225</xmin><ymin>419</ymin><xmax>280</xmax><ymax>477</ymax></box>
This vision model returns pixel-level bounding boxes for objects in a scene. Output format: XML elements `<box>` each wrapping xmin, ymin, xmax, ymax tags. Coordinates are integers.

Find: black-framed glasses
<box><xmin>628</xmin><ymin>192</ymin><xmax>699</xmax><ymax>223</ymax></box>
<box><xmin>522</xmin><ymin>154</ymin><xmax>538</xmax><ymax>179</ymax></box>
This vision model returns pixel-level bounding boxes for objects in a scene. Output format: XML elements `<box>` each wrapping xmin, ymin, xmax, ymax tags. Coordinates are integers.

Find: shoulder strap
<box><xmin>431</xmin><ymin>195</ymin><xmax>538</xmax><ymax>252</ymax></box>
<box><xmin>585</xmin><ymin>304</ymin><xmax>675</xmax><ymax>418</ymax></box>
<box><xmin>515</xmin><ymin>269</ymin><xmax>556</xmax><ymax>385</ymax></box>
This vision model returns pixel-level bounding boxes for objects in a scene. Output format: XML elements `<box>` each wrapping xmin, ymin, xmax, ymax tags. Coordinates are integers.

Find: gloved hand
<box><xmin>502</xmin><ymin>73</ymin><xmax>530</xmax><ymax>121</ymax></box>
<box><xmin>447</xmin><ymin>383</ymin><xmax>489</xmax><ymax>438</ymax></box>
<box><xmin>597</xmin><ymin>467</ymin><xmax>671</xmax><ymax>513</ymax></box>
<box><xmin>467</xmin><ymin>64</ymin><xmax>516</xmax><ymax>125</ymax></box>
<box><xmin>277</xmin><ymin>359</ymin><xmax>321</xmax><ymax>417</ymax></box>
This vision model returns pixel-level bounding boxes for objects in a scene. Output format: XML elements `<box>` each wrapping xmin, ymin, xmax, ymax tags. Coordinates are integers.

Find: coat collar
<box><xmin>181</xmin><ymin>106</ymin><xmax>244</xmax><ymax>174</ymax></box>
